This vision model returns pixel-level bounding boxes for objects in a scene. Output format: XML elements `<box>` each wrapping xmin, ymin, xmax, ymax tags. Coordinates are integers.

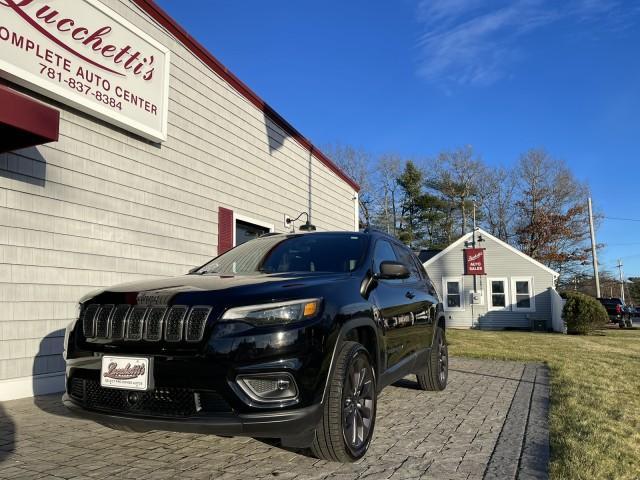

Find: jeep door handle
<box><xmin>405</xmin><ymin>291</ymin><xmax>415</xmax><ymax>299</ymax></box>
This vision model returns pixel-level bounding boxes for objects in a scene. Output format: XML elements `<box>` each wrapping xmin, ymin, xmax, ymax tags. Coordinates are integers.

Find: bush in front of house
<box><xmin>561</xmin><ymin>292</ymin><xmax>609</xmax><ymax>334</ymax></box>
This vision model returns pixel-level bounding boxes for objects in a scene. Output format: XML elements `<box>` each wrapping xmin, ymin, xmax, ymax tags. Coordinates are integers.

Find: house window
<box><xmin>235</xmin><ymin>220</ymin><xmax>269</xmax><ymax>246</ymax></box>
<box><xmin>488</xmin><ymin>278</ymin><xmax>509</xmax><ymax>311</ymax></box>
<box><xmin>511</xmin><ymin>277</ymin><xmax>535</xmax><ymax>312</ymax></box>
<box><xmin>442</xmin><ymin>277</ymin><xmax>464</xmax><ymax>311</ymax></box>
<box><xmin>233</xmin><ymin>214</ymin><xmax>274</xmax><ymax>247</ymax></box>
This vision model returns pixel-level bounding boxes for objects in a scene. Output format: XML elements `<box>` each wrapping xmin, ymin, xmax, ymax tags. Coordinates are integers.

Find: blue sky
<box><xmin>158</xmin><ymin>0</ymin><xmax>640</xmax><ymax>277</ymax></box>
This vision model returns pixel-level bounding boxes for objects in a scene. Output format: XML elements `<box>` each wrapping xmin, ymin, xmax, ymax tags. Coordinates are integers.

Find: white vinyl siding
<box><xmin>442</xmin><ymin>277</ymin><xmax>464</xmax><ymax>312</ymax></box>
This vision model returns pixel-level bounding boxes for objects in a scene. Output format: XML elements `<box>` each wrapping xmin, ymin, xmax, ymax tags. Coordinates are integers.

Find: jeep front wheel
<box><xmin>311</xmin><ymin>341</ymin><xmax>376</xmax><ymax>462</ymax></box>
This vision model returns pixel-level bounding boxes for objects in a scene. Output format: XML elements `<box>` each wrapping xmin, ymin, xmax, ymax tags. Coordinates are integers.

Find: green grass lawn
<box><xmin>446</xmin><ymin>328</ymin><xmax>640</xmax><ymax>480</ymax></box>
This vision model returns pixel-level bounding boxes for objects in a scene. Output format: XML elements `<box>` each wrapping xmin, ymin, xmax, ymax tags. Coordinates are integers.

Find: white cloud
<box><xmin>417</xmin><ymin>0</ymin><xmax>486</xmax><ymax>23</ymax></box>
<box><xmin>415</xmin><ymin>0</ymin><xmax>635</xmax><ymax>87</ymax></box>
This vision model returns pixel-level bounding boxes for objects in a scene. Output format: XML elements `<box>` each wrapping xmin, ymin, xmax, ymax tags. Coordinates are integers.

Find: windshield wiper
<box><xmin>188</xmin><ymin>268</ymin><xmax>219</xmax><ymax>275</ymax></box>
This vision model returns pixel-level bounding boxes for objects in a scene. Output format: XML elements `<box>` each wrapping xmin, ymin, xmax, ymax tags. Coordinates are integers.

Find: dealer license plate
<box><xmin>100</xmin><ymin>356</ymin><xmax>150</xmax><ymax>391</ymax></box>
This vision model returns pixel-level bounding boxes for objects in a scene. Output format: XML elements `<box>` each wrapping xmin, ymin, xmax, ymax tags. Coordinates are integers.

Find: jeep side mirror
<box><xmin>378</xmin><ymin>261</ymin><xmax>410</xmax><ymax>280</ymax></box>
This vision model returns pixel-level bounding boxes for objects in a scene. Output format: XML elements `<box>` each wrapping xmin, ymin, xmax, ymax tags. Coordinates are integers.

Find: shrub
<box><xmin>561</xmin><ymin>292</ymin><xmax>609</xmax><ymax>334</ymax></box>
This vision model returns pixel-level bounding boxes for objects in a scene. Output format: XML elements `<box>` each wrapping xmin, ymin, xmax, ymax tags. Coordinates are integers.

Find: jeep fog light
<box><xmin>236</xmin><ymin>373</ymin><xmax>298</xmax><ymax>402</ymax></box>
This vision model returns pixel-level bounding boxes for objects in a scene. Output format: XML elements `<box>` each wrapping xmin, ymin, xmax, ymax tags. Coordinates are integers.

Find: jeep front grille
<box><xmin>81</xmin><ymin>304</ymin><xmax>211</xmax><ymax>343</ymax></box>
<box><xmin>95</xmin><ymin>305</ymin><xmax>114</xmax><ymax>338</ymax></box>
<box><xmin>110</xmin><ymin>304</ymin><xmax>130</xmax><ymax>340</ymax></box>
<box><xmin>165</xmin><ymin>306</ymin><xmax>188</xmax><ymax>342</ymax></box>
<box><xmin>82</xmin><ymin>304</ymin><xmax>100</xmax><ymax>337</ymax></box>
<box><xmin>144</xmin><ymin>307</ymin><xmax>166</xmax><ymax>341</ymax></box>
<box><xmin>185</xmin><ymin>306</ymin><xmax>211</xmax><ymax>342</ymax></box>
<box><xmin>125</xmin><ymin>306</ymin><xmax>146</xmax><ymax>341</ymax></box>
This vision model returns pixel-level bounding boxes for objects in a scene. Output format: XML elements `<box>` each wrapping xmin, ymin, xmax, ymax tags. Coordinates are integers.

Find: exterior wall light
<box><xmin>286</xmin><ymin>212</ymin><xmax>316</xmax><ymax>232</ymax></box>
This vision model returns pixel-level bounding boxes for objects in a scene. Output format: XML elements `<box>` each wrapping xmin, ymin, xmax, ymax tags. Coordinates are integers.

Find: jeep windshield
<box><xmin>194</xmin><ymin>233</ymin><xmax>369</xmax><ymax>275</ymax></box>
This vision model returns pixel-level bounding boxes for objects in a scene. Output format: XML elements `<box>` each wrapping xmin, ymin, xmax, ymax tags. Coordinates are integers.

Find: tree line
<box><xmin>325</xmin><ymin>144</ymin><xmax>593</xmax><ymax>286</ymax></box>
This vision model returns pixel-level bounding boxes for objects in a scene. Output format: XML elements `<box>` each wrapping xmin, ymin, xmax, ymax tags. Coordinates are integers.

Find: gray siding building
<box><xmin>0</xmin><ymin>0</ymin><xmax>359</xmax><ymax>399</ymax></box>
<box><xmin>423</xmin><ymin>229</ymin><xmax>560</xmax><ymax>330</ymax></box>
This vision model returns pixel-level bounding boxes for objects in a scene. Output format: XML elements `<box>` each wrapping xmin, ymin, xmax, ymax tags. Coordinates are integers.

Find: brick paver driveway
<box><xmin>0</xmin><ymin>358</ymin><xmax>549</xmax><ymax>480</ymax></box>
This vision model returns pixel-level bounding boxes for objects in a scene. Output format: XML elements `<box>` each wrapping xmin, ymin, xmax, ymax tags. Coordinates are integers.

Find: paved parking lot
<box><xmin>0</xmin><ymin>358</ymin><xmax>549</xmax><ymax>480</ymax></box>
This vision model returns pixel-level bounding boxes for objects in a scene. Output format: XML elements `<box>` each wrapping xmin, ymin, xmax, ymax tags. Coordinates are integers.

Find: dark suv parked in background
<box><xmin>597</xmin><ymin>297</ymin><xmax>633</xmax><ymax>328</ymax></box>
<box><xmin>63</xmin><ymin>230</ymin><xmax>447</xmax><ymax>462</ymax></box>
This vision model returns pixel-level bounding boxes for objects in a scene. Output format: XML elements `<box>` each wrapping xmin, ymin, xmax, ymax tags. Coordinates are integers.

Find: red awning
<box><xmin>0</xmin><ymin>84</ymin><xmax>60</xmax><ymax>153</ymax></box>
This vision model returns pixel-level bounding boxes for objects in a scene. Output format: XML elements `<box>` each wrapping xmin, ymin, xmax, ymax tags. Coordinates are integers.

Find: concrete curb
<box><xmin>483</xmin><ymin>363</ymin><xmax>550</xmax><ymax>480</ymax></box>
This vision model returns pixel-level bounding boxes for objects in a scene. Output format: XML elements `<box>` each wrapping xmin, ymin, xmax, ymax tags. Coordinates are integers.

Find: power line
<box><xmin>604</xmin><ymin>216</ymin><xmax>640</xmax><ymax>223</ymax></box>
<box><xmin>615</xmin><ymin>253</ymin><xmax>640</xmax><ymax>260</ymax></box>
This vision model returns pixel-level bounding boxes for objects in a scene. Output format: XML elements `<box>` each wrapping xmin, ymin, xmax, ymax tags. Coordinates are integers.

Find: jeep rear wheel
<box><xmin>311</xmin><ymin>341</ymin><xmax>376</xmax><ymax>462</ymax></box>
<box><xmin>417</xmin><ymin>327</ymin><xmax>448</xmax><ymax>391</ymax></box>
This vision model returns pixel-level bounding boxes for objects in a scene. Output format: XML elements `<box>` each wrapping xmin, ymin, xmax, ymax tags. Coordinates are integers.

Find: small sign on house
<box><xmin>464</xmin><ymin>248</ymin><xmax>486</xmax><ymax>275</ymax></box>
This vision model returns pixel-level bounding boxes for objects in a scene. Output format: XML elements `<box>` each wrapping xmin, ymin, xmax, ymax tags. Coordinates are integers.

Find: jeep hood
<box><xmin>79</xmin><ymin>272</ymin><xmax>350</xmax><ymax>305</ymax></box>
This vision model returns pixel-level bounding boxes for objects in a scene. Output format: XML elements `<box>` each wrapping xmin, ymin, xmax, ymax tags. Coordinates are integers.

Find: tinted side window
<box><xmin>373</xmin><ymin>240</ymin><xmax>398</xmax><ymax>275</ymax></box>
<box><xmin>392</xmin><ymin>244</ymin><xmax>421</xmax><ymax>282</ymax></box>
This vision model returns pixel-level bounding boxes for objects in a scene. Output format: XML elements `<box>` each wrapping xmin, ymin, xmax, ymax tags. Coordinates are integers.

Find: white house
<box><xmin>422</xmin><ymin>228</ymin><xmax>564</xmax><ymax>330</ymax></box>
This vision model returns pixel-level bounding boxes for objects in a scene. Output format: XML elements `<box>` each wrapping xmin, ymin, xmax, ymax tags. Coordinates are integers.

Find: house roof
<box><xmin>422</xmin><ymin>228</ymin><xmax>560</xmax><ymax>278</ymax></box>
<box><xmin>131</xmin><ymin>0</ymin><xmax>359</xmax><ymax>192</ymax></box>
<box><xmin>417</xmin><ymin>249</ymin><xmax>443</xmax><ymax>263</ymax></box>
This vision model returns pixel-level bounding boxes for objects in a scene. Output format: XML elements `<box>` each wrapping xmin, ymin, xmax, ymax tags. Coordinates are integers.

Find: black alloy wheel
<box><xmin>342</xmin><ymin>351</ymin><xmax>375</xmax><ymax>455</ymax></box>
<box><xmin>311</xmin><ymin>341</ymin><xmax>377</xmax><ymax>462</ymax></box>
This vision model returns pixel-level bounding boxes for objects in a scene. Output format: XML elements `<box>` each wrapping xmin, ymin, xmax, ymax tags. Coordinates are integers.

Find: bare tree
<box><xmin>477</xmin><ymin>166</ymin><xmax>518</xmax><ymax>242</ymax></box>
<box><xmin>375</xmin><ymin>154</ymin><xmax>402</xmax><ymax>234</ymax></box>
<box><xmin>427</xmin><ymin>146</ymin><xmax>486</xmax><ymax>237</ymax></box>
<box><xmin>324</xmin><ymin>143</ymin><xmax>375</xmax><ymax>227</ymax></box>
<box><xmin>514</xmin><ymin>149</ymin><xmax>590</xmax><ymax>279</ymax></box>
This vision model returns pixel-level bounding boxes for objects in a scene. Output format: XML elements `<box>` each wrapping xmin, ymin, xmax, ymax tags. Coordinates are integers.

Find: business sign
<box><xmin>0</xmin><ymin>0</ymin><xmax>170</xmax><ymax>142</ymax></box>
<box><xmin>464</xmin><ymin>248</ymin><xmax>485</xmax><ymax>275</ymax></box>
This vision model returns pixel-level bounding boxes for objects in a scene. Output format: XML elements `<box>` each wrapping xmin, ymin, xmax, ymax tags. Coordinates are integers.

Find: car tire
<box><xmin>417</xmin><ymin>327</ymin><xmax>448</xmax><ymax>391</ymax></box>
<box><xmin>311</xmin><ymin>341</ymin><xmax>377</xmax><ymax>463</ymax></box>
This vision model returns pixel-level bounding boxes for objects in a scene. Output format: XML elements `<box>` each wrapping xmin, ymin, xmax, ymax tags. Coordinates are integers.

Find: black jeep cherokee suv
<box><xmin>63</xmin><ymin>230</ymin><xmax>448</xmax><ymax>462</ymax></box>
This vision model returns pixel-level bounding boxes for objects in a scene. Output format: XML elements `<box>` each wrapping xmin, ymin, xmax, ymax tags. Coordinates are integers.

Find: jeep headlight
<box><xmin>221</xmin><ymin>299</ymin><xmax>320</xmax><ymax>326</ymax></box>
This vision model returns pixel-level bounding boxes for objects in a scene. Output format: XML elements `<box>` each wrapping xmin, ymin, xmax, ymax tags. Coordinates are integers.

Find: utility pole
<box><xmin>587</xmin><ymin>198</ymin><xmax>601</xmax><ymax>297</ymax></box>
<box><xmin>472</xmin><ymin>202</ymin><xmax>477</xmax><ymax>248</ymax></box>
<box><xmin>616</xmin><ymin>259</ymin><xmax>625</xmax><ymax>303</ymax></box>
<box><xmin>471</xmin><ymin>202</ymin><xmax>477</xmax><ymax>293</ymax></box>
<box><xmin>471</xmin><ymin>202</ymin><xmax>477</xmax><ymax>327</ymax></box>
